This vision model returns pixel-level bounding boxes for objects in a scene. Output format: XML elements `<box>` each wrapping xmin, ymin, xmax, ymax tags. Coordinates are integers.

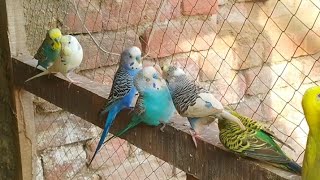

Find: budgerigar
<box><xmin>104</xmin><ymin>66</ymin><xmax>175</xmax><ymax>143</ymax></box>
<box><xmin>301</xmin><ymin>86</ymin><xmax>320</xmax><ymax>179</ymax></box>
<box><xmin>25</xmin><ymin>35</ymin><xmax>83</xmax><ymax>84</ymax></box>
<box><xmin>34</xmin><ymin>28</ymin><xmax>62</xmax><ymax>69</ymax></box>
<box><xmin>89</xmin><ymin>46</ymin><xmax>142</xmax><ymax>165</ymax></box>
<box><xmin>162</xmin><ymin>65</ymin><xmax>245</xmax><ymax>147</ymax></box>
<box><xmin>218</xmin><ymin>110</ymin><xmax>302</xmax><ymax>174</ymax></box>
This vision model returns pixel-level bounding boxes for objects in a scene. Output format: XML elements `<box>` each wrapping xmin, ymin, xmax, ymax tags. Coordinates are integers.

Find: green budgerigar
<box><xmin>34</xmin><ymin>28</ymin><xmax>62</xmax><ymax>69</ymax></box>
<box><xmin>218</xmin><ymin>110</ymin><xmax>302</xmax><ymax>174</ymax></box>
<box><xmin>26</xmin><ymin>34</ymin><xmax>83</xmax><ymax>85</ymax></box>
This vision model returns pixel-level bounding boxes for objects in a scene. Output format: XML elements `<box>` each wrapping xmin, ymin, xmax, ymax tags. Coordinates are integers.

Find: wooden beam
<box><xmin>0</xmin><ymin>0</ymin><xmax>23</xmax><ymax>179</ymax></box>
<box><xmin>13</xmin><ymin>58</ymin><xmax>301</xmax><ymax>180</ymax></box>
<box><xmin>186</xmin><ymin>173</ymin><xmax>198</xmax><ymax>180</ymax></box>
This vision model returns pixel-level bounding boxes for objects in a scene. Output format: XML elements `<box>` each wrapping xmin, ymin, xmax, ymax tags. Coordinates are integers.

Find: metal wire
<box><xmin>21</xmin><ymin>0</ymin><xmax>320</xmax><ymax>179</ymax></box>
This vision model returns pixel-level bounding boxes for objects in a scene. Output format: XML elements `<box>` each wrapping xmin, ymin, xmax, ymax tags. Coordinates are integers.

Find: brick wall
<box><xmin>22</xmin><ymin>0</ymin><xmax>320</xmax><ymax>179</ymax></box>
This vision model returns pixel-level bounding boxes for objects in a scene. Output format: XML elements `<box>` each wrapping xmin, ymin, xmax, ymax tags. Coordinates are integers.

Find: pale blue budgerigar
<box><xmin>89</xmin><ymin>46</ymin><xmax>142</xmax><ymax>165</ymax></box>
<box><xmin>162</xmin><ymin>65</ymin><xmax>245</xmax><ymax>147</ymax></box>
<box><xmin>103</xmin><ymin>66</ymin><xmax>175</xmax><ymax>143</ymax></box>
<box><xmin>25</xmin><ymin>34</ymin><xmax>83</xmax><ymax>85</ymax></box>
<box><xmin>34</xmin><ymin>28</ymin><xmax>62</xmax><ymax>69</ymax></box>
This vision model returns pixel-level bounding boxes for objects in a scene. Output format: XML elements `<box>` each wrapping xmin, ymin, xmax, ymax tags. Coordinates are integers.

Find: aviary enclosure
<box><xmin>1</xmin><ymin>0</ymin><xmax>319</xmax><ymax>179</ymax></box>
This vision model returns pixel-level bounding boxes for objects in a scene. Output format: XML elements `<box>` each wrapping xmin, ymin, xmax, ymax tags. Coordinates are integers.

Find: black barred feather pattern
<box><xmin>134</xmin><ymin>96</ymin><xmax>145</xmax><ymax>116</ymax></box>
<box><xmin>167</xmin><ymin>75</ymin><xmax>206</xmax><ymax>115</ymax></box>
<box><xmin>219</xmin><ymin>121</ymin><xmax>253</xmax><ymax>153</ymax></box>
<box><xmin>218</xmin><ymin>111</ymin><xmax>302</xmax><ymax>174</ymax></box>
<box><xmin>34</xmin><ymin>32</ymin><xmax>52</xmax><ymax>62</ymax></box>
<box><xmin>34</xmin><ymin>43</ymin><xmax>47</xmax><ymax>62</ymax></box>
<box><xmin>103</xmin><ymin>66</ymin><xmax>135</xmax><ymax>109</ymax></box>
<box><xmin>228</xmin><ymin>110</ymin><xmax>295</xmax><ymax>151</ymax></box>
<box><xmin>219</xmin><ymin>121</ymin><xmax>280</xmax><ymax>158</ymax></box>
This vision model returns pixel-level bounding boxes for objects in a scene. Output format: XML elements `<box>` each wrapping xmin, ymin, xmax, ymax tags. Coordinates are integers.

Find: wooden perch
<box><xmin>12</xmin><ymin>57</ymin><xmax>300</xmax><ymax>180</ymax></box>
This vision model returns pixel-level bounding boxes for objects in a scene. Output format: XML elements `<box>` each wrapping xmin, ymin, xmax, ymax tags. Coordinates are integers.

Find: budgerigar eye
<box><xmin>68</xmin><ymin>41</ymin><xmax>71</xmax><ymax>44</ymax></box>
<box><xmin>129</xmin><ymin>54</ymin><xmax>132</xmax><ymax>58</ymax></box>
<box><xmin>146</xmin><ymin>78</ymin><xmax>150</xmax><ymax>82</ymax></box>
<box><xmin>317</xmin><ymin>94</ymin><xmax>320</xmax><ymax>99</ymax></box>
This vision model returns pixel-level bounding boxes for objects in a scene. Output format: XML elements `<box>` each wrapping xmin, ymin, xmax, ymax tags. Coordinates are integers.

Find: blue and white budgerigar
<box><xmin>34</xmin><ymin>28</ymin><xmax>62</xmax><ymax>69</ymax></box>
<box><xmin>103</xmin><ymin>66</ymin><xmax>175</xmax><ymax>143</ymax></box>
<box><xmin>162</xmin><ymin>65</ymin><xmax>245</xmax><ymax>147</ymax></box>
<box><xmin>25</xmin><ymin>34</ymin><xmax>83</xmax><ymax>84</ymax></box>
<box><xmin>89</xmin><ymin>46</ymin><xmax>142</xmax><ymax>165</ymax></box>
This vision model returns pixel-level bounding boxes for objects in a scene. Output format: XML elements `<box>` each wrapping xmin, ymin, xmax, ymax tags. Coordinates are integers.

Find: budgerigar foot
<box><xmin>66</xmin><ymin>75</ymin><xmax>81</xmax><ymax>88</ymax></box>
<box><xmin>189</xmin><ymin>130</ymin><xmax>200</xmax><ymax>148</ymax></box>
<box><xmin>160</xmin><ymin>123</ymin><xmax>166</xmax><ymax>132</ymax></box>
<box><xmin>125</xmin><ymin>106</ymin><xmax>135</xmax><ymax>115</ymax></box>
<box><xmin>167</xmin><ymin>121</ymin><xmax>174</xmax><ymax>126</ymax></box>
<box><xmin>183</xmin><ymin>122</ymin><xmax>190</xmax><ymax>127</ymax></box>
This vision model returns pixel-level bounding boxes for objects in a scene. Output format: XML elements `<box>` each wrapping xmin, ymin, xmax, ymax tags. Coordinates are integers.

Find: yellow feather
<box><xmin>48</xmin><ymin>28</ymin><xmax>62</xmax><ymax>50</ymax></box>
<box><xmin>301</xmin><ymin>86</ymin><xmax>320</xmax><ymax>180</ymax></box>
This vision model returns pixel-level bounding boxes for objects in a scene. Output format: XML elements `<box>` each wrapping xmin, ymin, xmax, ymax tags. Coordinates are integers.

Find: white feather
<box><xmin>25</xmin><ymin>70</ymin><xmax>51</xmax><ymax>82</ymax></box>
<box><xmin>183</xmin><ymin>92</ymin><xmax>224</xmax><ymax>117</ymax></box>
<box><xmin>47</xmin><ymin>35</ymin><xmax>83</xmax><ymax>77</ymax></box>
<box><xmin>25</xmin><ymin>35</ymin><xmax>83</xmax><ymax>82</ymax></box>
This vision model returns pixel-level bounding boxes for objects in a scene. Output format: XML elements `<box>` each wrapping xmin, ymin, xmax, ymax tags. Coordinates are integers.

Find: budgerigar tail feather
<box><xmin>88</xmin><ymin>107</ymin><xmax>119</xmax><ymax>166</ymax></box>
<box><xmin>103</xmin><ymin>116</ymin><xmax>143</xmax><ymax>145</ymax></box>
<box><xmin>285</xmin><ymin>161</ymin><xmax>302</xmax><ymax>175</ymax></box>
<box><xmin>262</xmin><ymin>130</ymin><xmax>296</xmax><ymax>152</ymax></box>
<box><xmin>220</xmin><ymin>110</ymin><xmax>246</xmax><ymax>130</ymax></box>
<box><xmin>25</xmin><ymin>70</ymin><xmax>50</xmax><ymax>82</ymax></box>
<box><xmin>272</xmin><ymin>161</ymin><xmax>302</xmax><ymax>175</ymax></box>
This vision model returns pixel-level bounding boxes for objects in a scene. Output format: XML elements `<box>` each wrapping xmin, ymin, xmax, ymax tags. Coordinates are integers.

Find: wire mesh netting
<box><xmin>20</xmin><ymin>0</ymin><xmax>320</xmax><ymax>179</ymax></box>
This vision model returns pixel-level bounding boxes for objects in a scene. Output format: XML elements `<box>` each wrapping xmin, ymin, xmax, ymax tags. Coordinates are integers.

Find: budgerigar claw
<box><xmin>183</xmin><ymin>122</ymin><xmax>190</xmax><ymax>127</ymax></box>
<box><xmin>126</xmin><ymin>107</ymin><xmax>135</xmax><ymax>115</ymax></box>
<box><xmin>189</xmin><ymin>130</ymin><xmax>198</xmax><ymax>148</ymax></box>
<box><xmin>160</xmin><ymin>123</ymin><xmax>166</xmax><ymax>132</ymax></box>
<box><xmin>66</xmin><ymin>74</ymin><xmax>81</xmax><ymax>88</ymax></box>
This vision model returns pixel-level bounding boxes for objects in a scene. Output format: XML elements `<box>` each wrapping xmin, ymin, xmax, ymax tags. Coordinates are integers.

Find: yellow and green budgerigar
<box><xmin>302</xmin><ymin>86</ymin><xmax>320</xmax><ymax>180</ymax></box>
<box><xmin>26</xmin><ymin>34</ymin><xmax>83</xmax><ymax>84</ymax></box>
<box><xmin>218</xmin><ymin>109</ymin><xmax>302</xmax><ymax>174</ymax></box>
<box><xmin>34</xmin><ymin>28</ymin><xmax>62</xmax><ymax>69</ymax></box>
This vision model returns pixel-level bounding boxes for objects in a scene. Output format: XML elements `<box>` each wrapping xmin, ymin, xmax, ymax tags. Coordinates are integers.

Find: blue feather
<box><xmin>89</xmin><ymin>105</ymin><xmax>120</xmax><ymax>165</ymax></box>
<box><xmin>89</xmin><ymin>81</ymin><xmax>138</xmax><ymax>165</ymax></box>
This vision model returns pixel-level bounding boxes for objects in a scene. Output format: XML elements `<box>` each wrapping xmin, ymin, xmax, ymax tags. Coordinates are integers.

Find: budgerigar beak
<box><xmin>54</xmin><ymin>37</ymin><xmax>61</xmax><ymax>43</ymax></box>
<box><xmin>161</xmin><ymin>64</ymin><xmax>169</xmax><ymax>79</ymax></box>
<box><xmin>162</xmin><ymin>64</ymin><xmax>169</xmax><ymax>72</ymax></box>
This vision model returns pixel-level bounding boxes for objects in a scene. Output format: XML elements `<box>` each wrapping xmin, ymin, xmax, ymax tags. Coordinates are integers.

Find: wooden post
<box><xmin>0</xmin><ymin>0</ymin><xmax>23</xmax><ymax>179</ymax></box>
<box><xmin>6</xmin><ymin>0</ymin><xmax>28</xmax><ymax>57</ymax></box>
<box><xmin>14</xmin><ymin>89</ymin><xmax>36</xmax><ymax>180</ymax></box>
<box><xmin>6</xmin><ymin>0</ymin><xmax>36</xmax><ymax>179</ymax></box>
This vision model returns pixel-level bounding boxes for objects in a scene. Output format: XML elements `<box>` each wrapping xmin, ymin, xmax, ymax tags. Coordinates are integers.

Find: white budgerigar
<box><xmin>25</xmin><ymin>35</ymin><xmax>83</xmax><ymax>84</ymax></box>
<box><xmin>162</xmin><ymin>65</ymin><xmax>245</xmax><ymax>147</ymax></box>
